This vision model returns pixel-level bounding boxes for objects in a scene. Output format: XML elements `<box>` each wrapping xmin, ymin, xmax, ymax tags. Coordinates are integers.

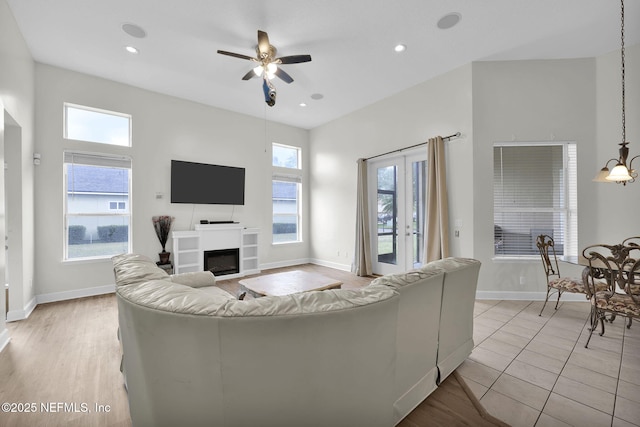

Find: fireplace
<box><xmin>204</xmin><ymin>248</ymin><xmax>240</xmax><ymax>276</ymax></box>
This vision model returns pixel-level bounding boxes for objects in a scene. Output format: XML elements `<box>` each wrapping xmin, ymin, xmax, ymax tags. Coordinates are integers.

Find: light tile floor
<box><xmin>459</xmin><ymin>300</ymin><xmax>640</xmax><ymax>427</ymax></box>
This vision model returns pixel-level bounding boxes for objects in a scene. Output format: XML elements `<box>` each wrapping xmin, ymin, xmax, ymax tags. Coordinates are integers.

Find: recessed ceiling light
<box><xmin>310</xmin><ymin>93</ymin><xmax>324</xmax><ymax>100</ymax></box>
<box><xmin>125</xmin><ymin>46</ymin><xmax>139</xmax><ymax>54</ymax></box>
<box><xmin>437</xmin><ymin>12</ymin><xmax>461</xmax><ymax>30</ymax></box>
<box><xmin>122</xmin><ymin>23</ymin><xmax>147</xmax><ymax>38</ymax></box>
<box><xmin>299</xmin><ymin>103</ymin><xmax>307</xmax><ymax>107</ymax></box>
<box><xmin>394</xmin><ymin>44</ymin><xmax>407</xmax><ymax>53</ymax></box>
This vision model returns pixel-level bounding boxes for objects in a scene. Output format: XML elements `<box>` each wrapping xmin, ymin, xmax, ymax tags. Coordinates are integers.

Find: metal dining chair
<box><xmin>582</xmin><ymin>243</ymin><xmax>640</xmax><ymax>348</ymax></box>
<box><xmin>622</xmin><ymin>237</ymin><xmax>640</xmax><ymax>296</ymax></box>
<box><xmin>622</xmin><ymin>236</ymin><xmax>640</xmax><ymax>247</ymax></box>
<box><xmin>536</xmin><ymin>234</ymin><xmax>598</xmax><ymax>316</ymax></box>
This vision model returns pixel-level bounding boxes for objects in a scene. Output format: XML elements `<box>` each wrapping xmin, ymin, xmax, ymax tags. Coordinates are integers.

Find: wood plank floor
<box><xmin>0</xmin><ymin>264</ymin><xmax>507</xmax><ymax>426</ymax></box>
<box><xmin>0</xmin><ymin>293</ymin><xmax>130</xmax><ymax>427</ymax></box>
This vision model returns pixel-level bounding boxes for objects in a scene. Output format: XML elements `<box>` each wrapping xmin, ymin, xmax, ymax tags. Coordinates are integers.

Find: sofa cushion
<box><xmin>170</xmin><ymin>271</ymin><xmax>216</xmax><ymax>288</ymax></box>
<box><xmin>370</xmin><ymin>268</ymin><xmax>444</xmax><ymax>290</ymax></box>
<box><xmin>112</xmin><ymin>253</ymin><xmax>169</xmax><ymax>286</ymax></box>
<box><xmin>196</xmin><ymin>286</ymin><xmax>235</xmax><ymax>299</ymax></box>
<box><xmin>117</xmin><ymin>280</ymin><xmax>397</xmax><ymax>318</ymax></box>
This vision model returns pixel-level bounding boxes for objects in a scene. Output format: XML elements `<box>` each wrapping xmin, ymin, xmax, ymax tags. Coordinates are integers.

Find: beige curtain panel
<box><xmin>425</xmin><ymin>136</ymin><xmax>450</xmax><ymax>262</ymax></box>
<box><xmin>353</xmin><ymin>158</ymin><xmax>373</xmax><ymax>276</ymax></box>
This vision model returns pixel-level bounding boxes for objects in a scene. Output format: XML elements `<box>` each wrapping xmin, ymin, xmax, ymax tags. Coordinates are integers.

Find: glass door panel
<box><xmin>410</xmin><ymin>159</ymin><xmax>426</xmax><ymax>268</ymax></box>
<box><xmin>369</xmin><ymin>151</ymin><xmax>426</xmax><ymax>275</ymax></box>
<box><xmin>377</xmin><ymin>166</ymin><xmax>397</xmax><ymax>265</ymax></box>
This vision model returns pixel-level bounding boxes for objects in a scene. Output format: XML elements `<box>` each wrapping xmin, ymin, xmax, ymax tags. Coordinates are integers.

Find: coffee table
<box><xmin>239</xmin><ymin>270</ymin><xmax>342</xmax><ymax>298</ymax></box>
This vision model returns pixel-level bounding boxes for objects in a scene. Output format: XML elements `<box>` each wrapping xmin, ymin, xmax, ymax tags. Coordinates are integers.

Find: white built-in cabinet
<box><xmin>172</xmin><ymin>224</ymin><xmax>260</xmax><ymax>278</ymax></box>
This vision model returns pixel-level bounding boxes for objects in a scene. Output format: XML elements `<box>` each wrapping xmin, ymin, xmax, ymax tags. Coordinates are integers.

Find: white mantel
<box><xmin>172</xmin><ymin>224</ymin><xmax>260</xmax><ymax>278</ymax></box>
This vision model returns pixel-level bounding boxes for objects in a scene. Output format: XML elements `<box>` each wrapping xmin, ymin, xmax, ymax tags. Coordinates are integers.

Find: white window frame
<box><xmin>493</xmin><ymin>141</ymin><xmax>578</xmax><ymax>259</ymax></box>
<box><xmin>63</xmin><ymin>102</ymin><xmax>132</xmax><ymax>147</ymax></box>
<box><xmin>272</xmin><ymin>143</ymin><xmax>302</xmax><ymax>244</ymax></box>
<box><xmin>63</xmin><ymin>151</ymin><xmax>133</xmax><ymax>261</ymax></box>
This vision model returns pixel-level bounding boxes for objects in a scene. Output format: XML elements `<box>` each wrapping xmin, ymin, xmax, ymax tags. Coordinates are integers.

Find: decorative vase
<box><xmin>158</xmin><ymin>251</ymin><xmax>171</xmax><ymax>265</ymax></box>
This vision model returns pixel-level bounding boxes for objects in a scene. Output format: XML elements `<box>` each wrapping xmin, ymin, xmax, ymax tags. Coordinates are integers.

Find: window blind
<box><xmin>272</xmin><ymin>173</ymin><xmax>302</xmax><ymax>183</ymax></box>
<box><xmin>493</xmin><ymin>143</ymin><xmax>577</xmax><ymax>257</ymax></box>
<box><xmin>64</xmin><ymin>151</ymin><xmax>132</xmax><ymax>169</ymax></box>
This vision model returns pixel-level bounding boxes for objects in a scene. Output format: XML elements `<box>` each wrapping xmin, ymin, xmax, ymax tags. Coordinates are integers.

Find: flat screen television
<box><xmin>171</xmin><ymin>160</ymin><xmax>245</xmax><ymax>205</ymax></box>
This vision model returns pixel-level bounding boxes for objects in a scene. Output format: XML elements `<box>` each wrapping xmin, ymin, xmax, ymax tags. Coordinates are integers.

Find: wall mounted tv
<box><xmin>171</xmin><ymin>160</ymin><xmax>245</xmax><ymax>205</ymax></box>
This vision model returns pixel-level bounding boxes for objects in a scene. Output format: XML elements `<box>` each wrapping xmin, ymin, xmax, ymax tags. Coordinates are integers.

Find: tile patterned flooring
<box><xmin>460</xmin><ymin>300</ymin><xmax>640</xmax><ymax>427</ymax></box>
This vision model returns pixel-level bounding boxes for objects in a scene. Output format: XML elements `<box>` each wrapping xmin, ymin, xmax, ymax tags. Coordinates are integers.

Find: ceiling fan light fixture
<box><xmin>253</xmin><ymin>66</ymin><xmax>263</xmax><ymax>77</ymax></box>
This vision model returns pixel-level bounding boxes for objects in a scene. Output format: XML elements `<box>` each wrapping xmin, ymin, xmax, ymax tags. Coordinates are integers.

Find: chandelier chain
<box><xmin>621</xmin><ymin>0</ymin><xmax>626</xmax><ymax>143</ymax></box>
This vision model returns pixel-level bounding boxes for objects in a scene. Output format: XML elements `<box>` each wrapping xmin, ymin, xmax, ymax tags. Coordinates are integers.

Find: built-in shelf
<box><xmin>172</xmin><ymin>225</ymin><xmax>260</xmax><ymax>278</ymax></box>
<box><xmin>241</xmin><ymin>228</ymin><xmax>260</xmax><ymax>274</ymax></box>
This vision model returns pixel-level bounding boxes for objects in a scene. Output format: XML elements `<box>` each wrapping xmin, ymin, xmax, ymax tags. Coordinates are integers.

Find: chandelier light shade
<box><xmin>594</xmin><ymin>0</ymin><xmax>638</xmax><ymax>185</ymax></box>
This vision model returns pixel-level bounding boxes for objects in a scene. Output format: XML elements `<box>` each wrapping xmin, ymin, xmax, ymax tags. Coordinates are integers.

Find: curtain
<box><xmin>424</xmin><ymin>136</ymin><xmax>450</xmax><ymax>262</ymax></box>
<box><xmin>353</xmin><ymin>158</ymin><xmax>372</xmax><ymax>276</ymax></box>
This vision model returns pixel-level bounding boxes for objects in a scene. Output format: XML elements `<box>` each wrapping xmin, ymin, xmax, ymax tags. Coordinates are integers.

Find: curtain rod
<box><xmin>364</xmin><ymin>132</ymin><xmax>461</xmax><ymax>161</ymax></box>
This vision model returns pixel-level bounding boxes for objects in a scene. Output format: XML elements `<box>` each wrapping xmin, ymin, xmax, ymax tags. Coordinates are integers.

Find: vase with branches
<box><xmin>152</xmin><ymin>215</ymin><xmax>174</xmax><ymax>264</ymax></box>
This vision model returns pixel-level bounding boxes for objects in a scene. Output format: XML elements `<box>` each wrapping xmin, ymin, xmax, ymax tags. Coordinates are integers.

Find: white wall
<box><xmin>0</xmin><ymin>0</ymin><xmax>36</xmax><ymax>338</ymax></box>
<box><xmin>311</xmin><ymin>51</ymin><xmax>640</xmax><ymax>298</ymax></box>
<box><xmin>34</xmin><ymin>64</ymin><xmax>309</xmax><ymax>297</ymax></box>
<box><xmin>309</xmin><ymin>64</ymin><xmax>474</xmax><ymax>270</ymax></box>
<box><xmin>472</xmin><ymin>58</ymin><xmax>601</xmax><ymax>296</ymax></box>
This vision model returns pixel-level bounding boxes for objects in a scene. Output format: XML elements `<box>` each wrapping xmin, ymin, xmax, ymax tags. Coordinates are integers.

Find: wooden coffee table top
<box><xmin>239</xmin><ymin>270</ymin><xmax>343</xmax><ymax>297</ymax></box>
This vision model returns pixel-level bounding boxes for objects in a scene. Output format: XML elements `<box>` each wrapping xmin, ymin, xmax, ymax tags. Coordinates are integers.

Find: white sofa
<box><xmin>113</xmin><ymin>254</ymin><xmax>480</xmax><ymax>427</ymax></box>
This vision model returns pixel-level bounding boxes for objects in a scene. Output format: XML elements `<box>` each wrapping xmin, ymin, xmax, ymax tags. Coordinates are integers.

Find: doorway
<box><xmin>368</xmin><ymin>150</ymin><xmax>427</xmax><ymax>275</ymax></box>
<box><xmin>2</xmin><ymin>109</ymin><xmax>24</xmax><ymax>321</ymax></box>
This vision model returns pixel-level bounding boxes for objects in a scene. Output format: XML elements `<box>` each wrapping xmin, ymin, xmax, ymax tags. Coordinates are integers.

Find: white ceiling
<box><xmin>6</xmin><ymin>0</ymin><xmax>640</xmax><ymax>130</ymax></box>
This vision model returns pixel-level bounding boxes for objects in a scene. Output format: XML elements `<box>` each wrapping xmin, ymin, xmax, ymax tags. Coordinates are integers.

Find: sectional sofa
<box><xmin>113</xmin><ymin>254</ymin><xmax>480</xmax><ymax>427</ymax></box>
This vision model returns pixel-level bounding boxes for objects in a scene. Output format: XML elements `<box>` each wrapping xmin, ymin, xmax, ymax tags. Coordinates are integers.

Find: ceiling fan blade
<box><xmin>274</xmin><ymin>67</ymin><xmax>294</xmax><ymax>84</ymax></box>
<box><xmin>217</xmin><ymin>50</ymin><xmax>256</xmax><ymax>61</ymax></box>
<box><xmin>257</xmin><ymin>30</ymin><xmax>270</xmax><ymax>56</ymax></box>
<box><xmin>276</xmin><ymin>54</ymin><xmax>312</xmax><ymax>64</ymax></box>
<box><xmin>242</xmin><ymin>69</ymin><xmax>257</xmax><ymax>81</ymax></box>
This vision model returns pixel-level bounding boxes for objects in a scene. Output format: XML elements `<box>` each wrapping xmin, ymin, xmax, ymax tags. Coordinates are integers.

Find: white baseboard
<box><xmin>475</xmin><ymin>291</ymin><xmax>589</xmax><ymax>302</ymax></box>
<box><xmin>309</xmin><ymin>258</ymin><xmax>352</xmax><ymax>272</ymax></box>
<box><xmin>36</xmin><ymin>284</ymin><xmax>116</xmax><ymax>305</ymax></box>
<box><xmin>6</xmin><ymin>296</ymin><xmax>37</xmax><ymax>322</ymax></box>
<box><xmin>259</xmin><ymin>258</ymin><xmax>311</xmax><ymax>271</ymax></box>
<box><xmin>7</xmin><ymin>285</ymin><xmax>115</xmax><ymax>322</ymax></box>
<box><xmin>0</xmin><ymin>328</ymin><xmax>10</xmax><ymax>353</ymax></box>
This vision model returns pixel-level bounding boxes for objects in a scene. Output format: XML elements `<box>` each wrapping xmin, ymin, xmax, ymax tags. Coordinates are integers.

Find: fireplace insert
<box><xmin>204</xmin><ymin>248</ymin><xmax>239</xmax><ymax>276</ymax></box>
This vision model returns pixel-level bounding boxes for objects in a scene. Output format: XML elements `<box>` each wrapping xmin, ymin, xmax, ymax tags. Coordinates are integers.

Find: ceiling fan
<box><xmin>217</xmin><ymin>30</ymin><xmax>312</xmax><ymax>106</ymax></box>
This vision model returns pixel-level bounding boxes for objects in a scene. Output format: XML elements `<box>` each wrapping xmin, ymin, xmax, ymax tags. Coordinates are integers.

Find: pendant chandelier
<box><xmin>593</xmin><ymin>0</ymin><xmax>638</xmax><ymax>185</ymax></box>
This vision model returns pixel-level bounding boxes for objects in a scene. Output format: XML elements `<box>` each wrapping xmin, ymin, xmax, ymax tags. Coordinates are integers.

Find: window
<box><xmin>272</xmin><ymin>143</ymin><xmax>302</xmax><ymax>244</ymax></box>
<box><xmin>64</xmin><ymin>103</ymin><xmax>132</xmax><ymax>147</ymax></box>
<box><xmin>64</xmin><ymin>151</ymin><xmax>132</xmax><ymax>260</ymax></box>
<box><xmin>493</xmin><ymin>142</ymin><xmax>577</xmax><ymax>257</ymax></box>
<box><xmin>109</xmin><ymin>201</ymin><xmax>126</xmax><ymax>210</ymax></box>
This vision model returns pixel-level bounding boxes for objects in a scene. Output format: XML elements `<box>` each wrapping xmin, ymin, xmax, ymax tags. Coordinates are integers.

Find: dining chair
<box><xmin>622</xmin><ymin>237</ymin><xmax>640</xmax><ymax>296</ymax></box>
<box><xmin>582</xmin><ymin>243</ymin><xmax>640</xmax><ymax>348</ymax></box>
<box><xmin>622</xmin><ymin>236</ymin><xmax>640</xmax><ymax>253</ymax></box>
<box><xmin>536</xmin><ymin>234</ymin><xmax>596</xmax><ymax>316</ymax></box>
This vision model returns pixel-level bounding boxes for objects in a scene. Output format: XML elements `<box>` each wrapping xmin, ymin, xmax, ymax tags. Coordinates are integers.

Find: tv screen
<box><xmin>171</xmin><ymin>160</ymin><xmax>245</xmax><ymax>205</ymax></box>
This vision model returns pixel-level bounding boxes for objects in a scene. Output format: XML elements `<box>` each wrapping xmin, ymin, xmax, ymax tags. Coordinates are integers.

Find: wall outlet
<box><xmin>519</xmin><ymin>276</ymin><xmax>526</xmax><ymax>286</ymax></box>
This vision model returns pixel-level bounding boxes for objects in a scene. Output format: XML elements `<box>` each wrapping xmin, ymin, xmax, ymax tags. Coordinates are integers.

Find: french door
<box><xmin>368</xmin><ymin>151</ymin><xmax>427</xmax><ymax>275</ymax></box>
